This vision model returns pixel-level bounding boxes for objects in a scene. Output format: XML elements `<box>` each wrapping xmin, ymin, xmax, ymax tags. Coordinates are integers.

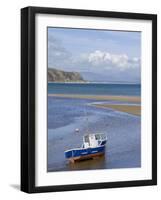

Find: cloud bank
<box><xmin>87</xmin><ymin>50</ymin><xmax>140</xmax><ymax>71</ymax></box>
<box><xmin>48</xmin><ymin>35</ymin><xmax>141</xmax><ymax>83</ymax></box>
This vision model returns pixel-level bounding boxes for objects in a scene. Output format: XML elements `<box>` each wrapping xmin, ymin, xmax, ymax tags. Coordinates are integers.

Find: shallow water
<box><xmin>48</xmin><ymin>97</ymin><xmax>141</xmax><ymax>172</ymax></box>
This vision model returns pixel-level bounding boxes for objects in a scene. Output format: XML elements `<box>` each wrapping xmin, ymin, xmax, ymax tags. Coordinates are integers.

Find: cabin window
<box><xmin>84</xmin><ymin>135</ymin><xmax>90</xmax><ymax>143</ymax></box>
<box><xmin>95</xmin><ymin>134</ymin><xmax>100</xmax><ymax>140</ymax></box>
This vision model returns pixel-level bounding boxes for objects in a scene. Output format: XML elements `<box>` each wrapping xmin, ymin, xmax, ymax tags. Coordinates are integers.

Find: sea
<box><xmin>48</xmin><ymin>83</ymin><xmax>141</xmax><ymax>96</ymax></box>
<box><xmin>48</xmin><ymin>83</ymin><xmax>141</xmax><ymax>172</ymax></box>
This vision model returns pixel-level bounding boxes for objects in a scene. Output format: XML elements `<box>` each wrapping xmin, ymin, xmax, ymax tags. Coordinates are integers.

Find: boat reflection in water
<box><xmin>65</xmin><ymin>133</ymin><xmax>107</xmax><ymax>163</ymax></box>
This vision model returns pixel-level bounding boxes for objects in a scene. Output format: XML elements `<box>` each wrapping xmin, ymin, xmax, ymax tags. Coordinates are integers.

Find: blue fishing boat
<box><xmin>65</xmin><ymin>133</ymin><xmax>107</xmax><ymax>163</ymax></box>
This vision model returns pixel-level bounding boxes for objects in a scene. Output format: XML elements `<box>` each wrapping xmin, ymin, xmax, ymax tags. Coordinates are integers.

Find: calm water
<box><xmin>48</xmin><ymin>83</ymin><xmax>141</xmax><ymax>172</ymax></box>
<box><xmin>48</xmin><ymin>83</ymin><xmax>141</xmax><ymax>96</ymax></box>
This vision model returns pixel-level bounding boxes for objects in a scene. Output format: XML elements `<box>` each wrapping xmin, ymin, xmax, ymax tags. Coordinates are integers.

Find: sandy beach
<box><xmin>92</xmin><ymin>104</ymin><xmax>141</xmax><ymax>116</ymax></box>
<box><xmin>48</xmin><ymin>94</ymin><xmax>141</xmax><ymax>103</ymax></box>
<box><xmin>48</xmin><ymin>94</ymin><xmax>141</xmax><ymax>116</ymax></box>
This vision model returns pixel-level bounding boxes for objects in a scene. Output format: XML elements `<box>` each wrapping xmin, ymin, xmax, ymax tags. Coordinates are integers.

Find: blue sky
<box><xmin>48</xmin><ymin>27</ymin><xmax>141</xmax><ymax>83</ymax></box>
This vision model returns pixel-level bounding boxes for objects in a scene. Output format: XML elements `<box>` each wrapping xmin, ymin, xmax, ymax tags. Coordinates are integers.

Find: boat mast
<box><xmin>84</xmin><ymin>108</ymin><xmax>89</xmax><ymax>134</ymax></box>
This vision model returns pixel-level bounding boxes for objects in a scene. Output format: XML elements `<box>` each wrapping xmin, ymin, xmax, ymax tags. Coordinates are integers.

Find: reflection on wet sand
<box><xmin>67</xmin><ymin>155</ymin><xmax>106</xmax><ymax>171</ymax></box>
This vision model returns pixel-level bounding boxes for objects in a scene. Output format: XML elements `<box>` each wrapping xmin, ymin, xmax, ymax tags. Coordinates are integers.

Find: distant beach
<box><xmin>48</xmin><ymin>93</ymin><xmax>140</xmax><ymax>102</ymax></box>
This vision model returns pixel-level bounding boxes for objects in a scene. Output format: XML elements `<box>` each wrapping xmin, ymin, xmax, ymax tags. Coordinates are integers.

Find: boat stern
<box><xmin>64</xmin><ymin>150</ymin><xmax>73</xmax><ymax>159</ymax></box>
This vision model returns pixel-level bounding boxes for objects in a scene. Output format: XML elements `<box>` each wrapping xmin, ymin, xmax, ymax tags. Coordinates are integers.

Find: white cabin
<box><xmin>83</xmin><ymin>133</ymin><xmax>107</xmax><ymax>148</ymax></box>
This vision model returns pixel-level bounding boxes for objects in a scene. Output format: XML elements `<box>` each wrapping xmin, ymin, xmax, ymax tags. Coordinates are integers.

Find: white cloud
<box><xmin>87</xmin><ymin>50</ymin><xmax>140</xmax><ymax>71</ymax></box>
<box><xmin>48</xmin><ymin>35</ymin><xmax>140</xmax><ymax>82</ymax></box>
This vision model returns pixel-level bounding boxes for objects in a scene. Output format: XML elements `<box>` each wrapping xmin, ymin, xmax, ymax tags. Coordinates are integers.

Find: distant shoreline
<box><xmin>48</xmin><ymin>94</ymin><xmax>141</xmax><ymax>103</ymax></box>
<box><xmin>48</xmin><ymin>81</ymin><xmax>141</xmax><ymax>85</ymax></box>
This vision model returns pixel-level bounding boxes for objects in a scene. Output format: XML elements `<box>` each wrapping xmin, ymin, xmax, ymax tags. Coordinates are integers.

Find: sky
<box><xmin>48</xmin><ymin>27</ymin><xmax>141</xmax><ymax>83</ymax></box>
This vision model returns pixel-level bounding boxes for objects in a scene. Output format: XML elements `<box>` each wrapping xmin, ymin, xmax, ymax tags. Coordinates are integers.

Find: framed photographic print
<box><xmin>21</xmin><ymin>6</ymin><xmax>157</xmax><ymax>193</ymax></box>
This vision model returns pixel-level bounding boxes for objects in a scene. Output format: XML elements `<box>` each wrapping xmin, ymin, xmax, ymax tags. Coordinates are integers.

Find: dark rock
<box><xmin>48</xmin><ymin>68</ymin><xmax>85</xmax><ymax>82</ymax></box>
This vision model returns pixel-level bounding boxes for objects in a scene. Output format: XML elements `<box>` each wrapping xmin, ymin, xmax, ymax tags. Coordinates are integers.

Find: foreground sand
<box><xmin>92</xmin><ymin>104</ymin><xmax>141</xmax><ymax>116</ymax></box>
<box><xmin>48</xmin><ymin>94</ymin><xmax>141</xmax><ymax>103</ymax></box>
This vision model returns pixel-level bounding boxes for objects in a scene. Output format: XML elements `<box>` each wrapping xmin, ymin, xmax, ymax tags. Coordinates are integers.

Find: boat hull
<box><xmin>65</xmin><ymin>145</ymin><xmax>105</xmax><ymax>163</ymax></box>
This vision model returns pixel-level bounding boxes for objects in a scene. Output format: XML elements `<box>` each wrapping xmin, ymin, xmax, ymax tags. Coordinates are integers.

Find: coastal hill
<box><xmin>48</xmin><ymin>68</ymin><xmax>85</xmax><ymax>82</ymax></box>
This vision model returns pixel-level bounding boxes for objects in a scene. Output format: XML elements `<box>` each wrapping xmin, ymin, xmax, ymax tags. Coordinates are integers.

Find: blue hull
<box><xmin>65</xmin><ymin>145</ymin><xmax>105</xmax><ymax>161</ymax></box>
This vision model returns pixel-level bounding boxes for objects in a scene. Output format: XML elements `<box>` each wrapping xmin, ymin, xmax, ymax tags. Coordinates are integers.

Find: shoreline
<box><xmin>48</xmin><ymin>94</ymin><xmax>141</xmax><ymax>116</ymax></box>
<box><xmin>48</xmin><ymin>94</ymin><xmax>141</xmax><ymax>103</ymax></box>
<box><xmin>92</xmin><ymin>104</ymin><xmax>141</xmax><ymax>116</ymax></box>
<box><xmin>48</xmin><ymin>81</ymin><xmax>141</xmax><ymax>85</ymax></box>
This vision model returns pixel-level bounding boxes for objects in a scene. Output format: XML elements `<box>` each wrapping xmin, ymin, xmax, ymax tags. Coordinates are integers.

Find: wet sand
<box><xmin>48</xmin><ymin>94</ymin><xmax>140</xmax><ymax>103</ymax></box>
<box><xmin>92</xmin><ymin>104</ymin><xmax>141</xmax><ymax>116</ymax></box>
<box><xmin>48</xmin><ymin>94</ymin><xmax>141</xmax><ymax>116</ymax></box>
